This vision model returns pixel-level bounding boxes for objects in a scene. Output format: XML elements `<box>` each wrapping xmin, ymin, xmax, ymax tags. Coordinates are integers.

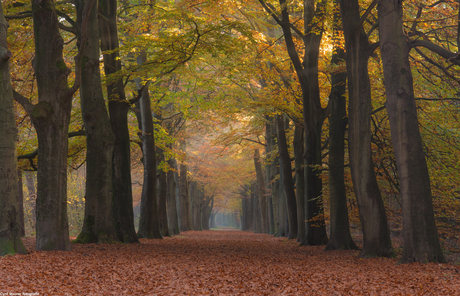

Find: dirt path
<box><xmin>0</xmin><ymin>231</ymin><xmax>459</xmax><ymax>295</ymax></box>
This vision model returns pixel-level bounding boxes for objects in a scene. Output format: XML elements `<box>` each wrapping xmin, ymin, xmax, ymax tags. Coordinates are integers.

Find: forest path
<box><xmin>0</xmin><ymin>231</ymin><xmax>459</xmax><ymax>295</ymax></box>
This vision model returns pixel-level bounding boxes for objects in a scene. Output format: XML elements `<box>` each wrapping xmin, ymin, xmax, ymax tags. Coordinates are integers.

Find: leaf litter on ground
<box><xmin>0</xmin><ymin>230</ymin><xmax>459</xmax><ymax>295</ymax></box>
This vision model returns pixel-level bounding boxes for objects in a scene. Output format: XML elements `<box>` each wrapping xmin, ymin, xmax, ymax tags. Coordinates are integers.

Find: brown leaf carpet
<box><xmin>0</xmin><ymin>230</ymin><xmax>459</xmax><ymax>295</ymax></box>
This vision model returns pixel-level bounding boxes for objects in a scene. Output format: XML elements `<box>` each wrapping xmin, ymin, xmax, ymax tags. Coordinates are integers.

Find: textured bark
<box><xmin>179</xmin><ymin>149</ymin><xmax>191</xmax><ymax>231</ymax></box>
<box><xmin>301</xmin><ymin>0</ymin><xmax>328</xmax><ymax>245</ymax></box>
<box><xmin>265</xmin><ymin>117</ymin><xmax>277</xmax><ymax>235</ymax></box>
<box><xmin>30</xmin><ymin>0</ymin><xmax>73</xmax><ymax>251</ymax></box>
<box><xmin>99</xmin><ymin>0</ymin><xmax>138</xmax><ymax>243</ymax></box>
<box><xmin>293</xmin><ymin>124</ymin><xmax>305</xmax><ymax>242</ymax></box>
<box><xmin>156</xmin><ymin>147</ymin><xmax>169</xmax><ymax>237</ymax></box>
<box><xmin>135</xmin><ymin>54</ymin><xmax>161</xmax><ymax>240</ymax></box>
<box><xmin>325</xmin><ymin>9</ymin><xmax>357</xmax><ymax>250</ymax></box>
<box><xmin>166</xmin><ymin>158</ymin><xmax>180</xmax><ymax>235</ymax></box>
<box><xmin>253</xmin><ymin>149</ymin><xmax>268</xmax><ymax>233</ymax></box>
<box><xmin>339</xmin><ymin>0</ymin><xmax>393</xmax><ymax>257</ymax></box>
<box><xmin>377</xmin><ymin>0</ymin><xmax>445</xmax><ymax>263</ymax></box>
<box><xmin>278</xmin><ymin>166</ymin><xmax>288</xmax><ymax>237</ymax></box>
<box><xmin>0</xmin><ymin>2</ymin><xmax>27</xmax><ymax>255</ymax></box>
<box><xmin>252</xmin><ymin>183</ymin><xmax>261</xmax><ymax>233</ymax></box>
<box><xmin>275</xmin><ymin>115</ymin><xmax>298</xmax><ymax>240</ymax></box>
<box><xmin>75</xmin><ymin>0</ymin><xmax>118</xmax><ymax>244</ymax></box>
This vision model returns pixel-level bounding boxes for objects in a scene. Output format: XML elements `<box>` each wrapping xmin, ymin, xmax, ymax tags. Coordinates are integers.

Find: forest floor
<box><xmin>0</xmin><ymin>230</ymin><xmax>459</xmax><ymax>295</ymax></box>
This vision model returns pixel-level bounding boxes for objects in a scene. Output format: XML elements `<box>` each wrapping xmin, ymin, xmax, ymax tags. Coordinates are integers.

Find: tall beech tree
<box><xmin>253</xmin><ymin>148</ymin><xmax>268</xmax><ymax>233</ymax></box>
<box><xmin>74</xmin><ymin>0</ymin><xmax>119</xmax><ymax>244</ymax></box>
<box><xmin>275</xmin><ymin>115</ymin><xmax>297</xmax><ymax>239</ymax></box>
<box><xmin>14</xmin><ymin>0</ymin><xmax>79</xmax><ymax>251</ymax></box>
<box><xmin>134</xmin><ymin>52</ymin><xmax>162</xmax><ymax>239</ymax></box>
<box><xmin>0</xmin><ymin>1</ymin><xmax>27</xmax><ymax>256</ymax></box>
<box><xmin>339</xmin><ymin>0</ymin><xmax>393</xmax><ymax>257</ymax></box>
<box><xmin>377</xmin><ymin>0</ymin><xmax>445</xmax><ymax>263</ymax></box>
<box><xmin>259</xmin><ymin>0</ymin><xmax>328</xmax><ymax>244</ymax></box>
<box><xmin>99</xmin><ymin>0</ymin><xmax>138</xmax><ymax>243</ymax></box>
<box><xmin>325</xmin><ymin>4</ymin><xmax>357</xmax><ymax>251</ymax></box>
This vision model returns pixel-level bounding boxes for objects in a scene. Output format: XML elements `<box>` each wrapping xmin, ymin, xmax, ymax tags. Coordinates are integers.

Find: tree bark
<box><xmin>166</xmin><ymin>158</ymin><xmax>180</xmax><ymax>235</ymax></box>
<box><xmin>301</xmin><ymin>0</ymin><xmax>328</xmax><ymax>246</ymax></box>
<box><xmin>377</xmin><ymin>0</ymin><xmax>445</xmax><ymax>263</ymax></box>
<box><xmin>179</xmin><ymin>141</ymin><xmax>191</xmax><ymax>231</ymax></box>
<box><xmin>275</xmin><ymin>115</ymin><xmax>298</xmax><ymax>240</ymax></box>
<box><xmin>31</xmin><ymin>0</ymin><xmax>73</xmax><ymax>251</ymax></box>
<box><xmin>325</xmin><ymin>4</ymin><xmax>357</xmax><ymax>251</ymax></box>
<box><xmin>75</xmin><ymin>0</ymin><xmax>118</xmax><ymax>244</ymax></box>
<box><xmin>0</xmin><ymin>2</ymin><xmax>27</xmax><ymax>255</ymax></box>
<box><xmin>99</xmin><ymin>0</ymin><xmax>138</xmax><ymax>243</ymax></box>
<box><xmin>135</xmin><ymin>54</ymin><xmax>161</xmax><ymax>239</ymax></box>
<box><xmin>339</xmin><ymin>0</ymin><xmax>393</xmax><ymax>257</ymax></box>
<box><xmin>293</xmin><ymin>124</ymin><xmax>305</xmax><ymax>242</ymax></box>
<box><xmin>253</xmin><ymin>149</ymin><xmax>268</xmax><ymax>233</ymax></box>
<box><xmin>156</xmin><ymin>147</ymin><xmax>170</xmax><ymax>236</ymax></box>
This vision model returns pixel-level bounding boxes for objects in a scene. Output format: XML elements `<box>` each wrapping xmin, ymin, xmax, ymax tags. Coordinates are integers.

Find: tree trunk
<box><xmin>275</xmin><ymin>115</ymin><xmax>298</xmax><ymax>239</ymax></box>
<box><xmin>278</xmin><ymin>166</ymin><xmax>288</xmax><ymax>237</ymax></box>
<box><xmin>293</xmin><ymin>124</ymin><xmax>305</xmax><ymax>242</ymax></box>
<box><xmin>99</xmin><ymin>0</ymin><xmax>138</xmax><ymax>243</ymax></box>
<box><xmin>339</xmin><ymin>0</ymin><xmax>393</xmax><ymax>257</ymax></box>
<box><xmin>377</xmin><ymin>0</ymin><xmax>445</xmax><ymax>263</ymax></box>
<box><xmin>253</xmin><ymin>149</ymin><xmax>268</xmax><ymax>233</ymax></box>
<box><xmin>325</xmin><ymin>4</ymin><xmax>357</xmax><ymax>251</ymax></box>
<box><xmin>135</xmin><ymin>54</ymin><xmax>161</xmax><ymax>239</ymax></box>
<box><xmin>179</xmin><ymin>145</ymin><xmax>191</xmax><ymax>231</ymax></box>
<box><xmin>301</xmin><ymin>13</ymin><xmax>328</xmax><ymax>245</ymax></box>
<box><xmin>75</xmin><ymin>0</ymin><xmax>118</xmax><ymax>244</ymax></box>
<box><xmin>252</xmin><ymin>182</ymin><xmax>261</xmax><ymax>233</ymax></box>
<box><xmin>156</xmin><ymin>145</ymin><xmax>169</xmax><ymax>237</ymax></box>
<box><xmin>167</xmin><ymin>158</ymin><xmax>180</xmax><ymax>235</ymax></box>
<box><xmin>265</xmin><ymin>117</ymin><xmax>277</xmax><ymax>235</ymax></box>
<box><xmin>0</xmin><ymin>2</ymin><xmax>27</xmax><ymax>254</ymax></box>
<box><xmin>31</xmin><ymin>0</ymin><xmax>73</xmax><ymax>251</ymax></box>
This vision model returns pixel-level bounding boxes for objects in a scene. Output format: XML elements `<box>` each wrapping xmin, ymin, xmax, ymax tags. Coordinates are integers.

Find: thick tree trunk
<box><xmin>30</xmin><ymin>0</ymin><xmax>73</xmax><ymax>251</ymax></box>
<box><xmin>275</xmin><ymin>115</ymin><xmax>298</xmax><ymax>240</ymax></box>
<box><xmin>253</xmin><ymin>149</ymin><xmax>268</xmax><ymax>233</ymax></box>
<box><xmin>293</xmin><ymin>124</ymin><xmax>305</xmax><ymax>242</ymax></box>
<box><xmin>339</xmin><ymin>0</ymin><xmax>393</xmax><ymax>257</ymax></box>
<box><xmin>325</xmin><ymin>10</ymin><xmax>357</xmax><ymax>250</ymax></box>
<box><xmin>377</xmin><ymin>0</ymin><xmax>445</xmax><ymax>263</ymax></box>
<box><xmin>0</xmin><ymin>3</ymin><xmax>27</xmax><ymax>254</ymax></box>
<box><xmin>166</xmin><ymin>158</ymin><xmax>180</xmax><ymax>235</ymax></box>
<box><xmin>99</xmin><ymin>0</ymin><xmax>138</xmax><ymax>243</ymax></box>
<box><xmin>135</xmin><ymin>55</ymin><xmax>161</xmax><ymax>239</ymax></box>
<box><xmin>75</xmin><ymin>0</ymin><xmax>118</xmax><ymax>244</ymax></box>
<box><xmin>302</xmin><ymin>28</ymin><xmax>328</xmax><ymax>245</ymax></box>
